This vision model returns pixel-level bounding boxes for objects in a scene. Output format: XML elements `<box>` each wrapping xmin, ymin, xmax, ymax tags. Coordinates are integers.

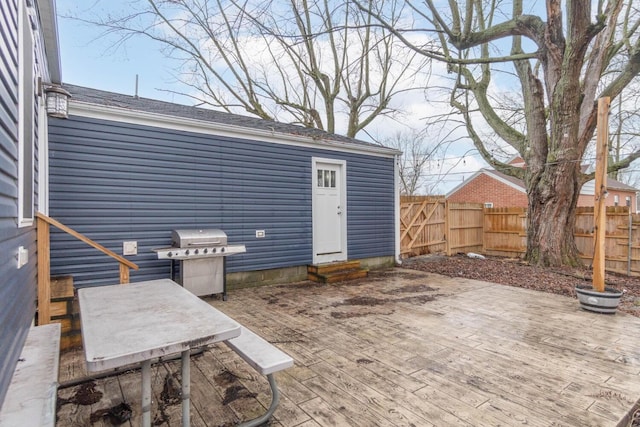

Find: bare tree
<box><xmin>71</xmin><ymin>0</ymin><xmax>428</xmax><ymax>138</ymax></box>
<box><xmin>381</xmin><ymin>130</ymin><xmax>440</xmax><ymax>195</ymax></box>
<box><xmin>361</xmin><ymin>0</ymin><xmax>640</xmax><ymax>267</ymax></box>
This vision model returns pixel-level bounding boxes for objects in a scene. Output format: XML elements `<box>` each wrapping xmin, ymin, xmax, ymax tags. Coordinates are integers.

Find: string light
<box><xmin>425</xmin><ymin>155</ymin><xmax>612</xmax><ymax>168</ymax></box>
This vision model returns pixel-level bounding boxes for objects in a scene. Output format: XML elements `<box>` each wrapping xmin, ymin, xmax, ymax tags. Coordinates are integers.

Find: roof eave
<box><xmin>68</xmin><ymin>100</ymin><xmax>402</xmax><ymax>157</ymax></box>
<box><xmin>36</xmin><ymin>0</ymin><xmax>62</xmax><ymax>83</ymax></box>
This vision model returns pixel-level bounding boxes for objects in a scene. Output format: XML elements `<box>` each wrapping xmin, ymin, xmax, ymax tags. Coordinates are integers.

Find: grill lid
<box><xmin>172</xmin><ymin>229</ymin><xmax>228</xmax><ymax>247</ymax></box>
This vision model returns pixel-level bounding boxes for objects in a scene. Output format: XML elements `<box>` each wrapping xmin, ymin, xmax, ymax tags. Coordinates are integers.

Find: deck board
<box><xmin>56</xmin><ymin>268</ymin><xmax>640</xmax><ymax>426</ymax></box>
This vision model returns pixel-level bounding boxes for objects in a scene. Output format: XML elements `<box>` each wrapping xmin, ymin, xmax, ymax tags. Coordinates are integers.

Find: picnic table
<box><xmin>78</xmin><ymin>279</ymin><xmax>241</xmax><ymax>427</ymax></box>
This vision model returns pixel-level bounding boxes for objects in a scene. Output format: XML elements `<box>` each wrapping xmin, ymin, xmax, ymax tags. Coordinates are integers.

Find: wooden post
<box><xmin>445</xmin><ymin>200</ymin><xmax>451</xmax><ymax>256</ymax></box>
<box><xmin>37</xmin><ymin>216</ymin><xmax>51</xmax><ymax>325</ymax></box>
<box><xmin>482</xmin><ymin>204</ymin><xmax>487</xmax><ymax>255</ymax></box>
<box><xmin>628</xmin><ymin>210</ymin><xmax>633</xmax><ymax>276</ymax></box>
<box><xmin>593</xmin><ymin>97</ymin><xmax>610</xmax><ymax>292</ymax></box>
<box><xmin>119</xmin><ymin>263</ymin><xmax>130</xmax><ymax>284</ymax></box>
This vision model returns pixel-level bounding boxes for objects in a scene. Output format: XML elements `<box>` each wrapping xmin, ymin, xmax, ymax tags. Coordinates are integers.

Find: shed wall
<box><xmin>0</xmin><ymin>0</ymin><xmax>39</xmax><ymax>407</ymax></box>
<box><xmin>48</xmin><ymin>115</ymin><xmax>395</xmax><ymax>287</ymax></box>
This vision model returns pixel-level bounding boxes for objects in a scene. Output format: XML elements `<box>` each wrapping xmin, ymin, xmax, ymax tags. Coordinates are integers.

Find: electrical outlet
<box><xmin>123</xmin><ymin>241</ymin><xmax>138</xmax><ymax>255</ymax></box>
<box><xmin>256</xmin><ymin>230</ymin><xmax>266</xmax><ymax>238</ymax></box>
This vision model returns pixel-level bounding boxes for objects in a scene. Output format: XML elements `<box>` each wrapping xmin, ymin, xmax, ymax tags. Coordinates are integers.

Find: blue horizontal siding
<box><xmin>48</xmin><ymin>114</ymin><xmax>395</xmax><ymax>287</ymax></box>
<box><xmin>347</xmin><ymin>154</ymin><xmax>395</xmax><ymax>259</ymax></box>
<box><xmin>0</xmin><ymin>0</ymin><xmax>38</xmax><ymax>408</ymax></box>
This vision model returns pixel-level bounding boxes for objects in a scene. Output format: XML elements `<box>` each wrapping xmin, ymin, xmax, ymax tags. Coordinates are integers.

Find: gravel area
<box><xmin>402</xmin><ymin>253</ymin><xmax>640</xmax><ymax>317</ymax></box>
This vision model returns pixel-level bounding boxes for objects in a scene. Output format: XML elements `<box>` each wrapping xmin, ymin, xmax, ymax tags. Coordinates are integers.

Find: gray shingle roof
<box><xmin>63</xmin><ymin>84</ymin><xmax>398</xmax><ymax>154</ymax></box>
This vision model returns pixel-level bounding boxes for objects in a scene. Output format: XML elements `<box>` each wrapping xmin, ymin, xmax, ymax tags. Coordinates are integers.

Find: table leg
<box><xmin>181</xmin><ymin>349</ymin><xmax>191</xmax><ymax>427</ymax></box>
<box><xmin>142</xmin><ymin>360</ymin><xmax>152</xmax><ymax>427</ymax></box>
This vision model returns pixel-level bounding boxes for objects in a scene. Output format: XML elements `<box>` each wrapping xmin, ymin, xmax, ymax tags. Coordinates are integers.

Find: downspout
<box><xmin>394</xmin><ymin>153</ymin><xmax>402</xmax><ymax>265</ymax></box>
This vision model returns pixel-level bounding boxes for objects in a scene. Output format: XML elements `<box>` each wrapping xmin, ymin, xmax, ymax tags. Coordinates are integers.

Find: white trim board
<box><xmin>34</xmin><ymin>0</ymin><xmax>62</xmax><ymax>83</ymax></box>
<box><xmin>69</xmin><ymin>101</ymin><xmax>401</xmax><ymax>159</ymax></box>
<box><xmin>37</xmin><ymin>100</ymin><xmax>49</xmax><ymax>215</ymax></box>
<box><xmin>18</xmin><ymin>0</ymin><xmax>35</xmax><ymax>227</ymax></box>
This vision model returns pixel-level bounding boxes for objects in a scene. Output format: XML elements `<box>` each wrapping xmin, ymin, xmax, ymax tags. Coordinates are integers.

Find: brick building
<box><xmin>447</xmin><ymin>168</ymin><xmax>638</xmax><ymax>210</ymax></box>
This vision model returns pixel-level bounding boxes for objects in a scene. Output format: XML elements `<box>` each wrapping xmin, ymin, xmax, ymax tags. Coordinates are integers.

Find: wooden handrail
<box><xmin>36</xmin><ymin>213</ymin><xmax>138</xmax><ymax>270</ymax></box>
<box><xmin>36</xmin><ymin>212</ymin><xmax>139</xmax><ymax>325</ymax></box>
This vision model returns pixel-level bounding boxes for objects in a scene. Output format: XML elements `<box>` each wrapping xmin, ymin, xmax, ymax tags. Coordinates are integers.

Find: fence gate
<box><xmin>399</xmin><ymin>196</ymin><xmax>446</xmax><ymax>257</ymax></box>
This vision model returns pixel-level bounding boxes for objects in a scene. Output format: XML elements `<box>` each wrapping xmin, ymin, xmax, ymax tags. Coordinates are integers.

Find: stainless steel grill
<box><xmin>154</xmin><ymin>229</ymin><xmax>246</xmax><ymax>299</ymax></box>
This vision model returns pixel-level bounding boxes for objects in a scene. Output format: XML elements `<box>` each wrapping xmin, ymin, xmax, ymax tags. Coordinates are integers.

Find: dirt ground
<box><xmin>401</xmin><ymin>253</ymin><xmax>640</xmax><ymax>317</ymax></box>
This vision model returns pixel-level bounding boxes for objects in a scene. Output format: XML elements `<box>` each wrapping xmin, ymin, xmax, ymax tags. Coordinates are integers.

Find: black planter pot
<box><xmin>575</xmin><ymin>284</ymin><xmax>623</xmax><ymax>314</ymax></box>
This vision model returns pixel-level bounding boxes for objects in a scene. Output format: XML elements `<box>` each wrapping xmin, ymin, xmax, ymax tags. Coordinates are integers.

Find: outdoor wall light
<box><xmin>44</xmin><ymin>85</ymin><xmax>71</xmax><ymax>119</ymax></box>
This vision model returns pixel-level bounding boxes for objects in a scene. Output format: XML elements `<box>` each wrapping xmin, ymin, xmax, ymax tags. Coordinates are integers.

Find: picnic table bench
<box><xmin>225</xmin><ymin>326</ymin><xmax>294</xmax><ymax>427</ymax></box>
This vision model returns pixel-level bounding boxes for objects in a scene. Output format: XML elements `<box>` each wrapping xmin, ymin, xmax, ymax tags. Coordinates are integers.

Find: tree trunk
<box><xmin>525</xmin><ymin>162</ymin><xmax>583</xmax><ymax>266</ymax></box>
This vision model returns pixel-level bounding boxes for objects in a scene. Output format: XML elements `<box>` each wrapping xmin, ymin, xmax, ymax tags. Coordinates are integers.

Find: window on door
<box><xmin>317</xmin><ymin>169</ymin><xmax>336</xmax><ymax>188</ymax></box>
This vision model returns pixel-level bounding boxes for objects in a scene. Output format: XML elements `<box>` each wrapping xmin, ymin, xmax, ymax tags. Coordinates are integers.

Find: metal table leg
<box><xmin>237</xmin><ymin>374</ymin><xmax>281</xmax><ymax>427</ymax></box>
<box><xmin>222</xmin><ymin>257</ymin><xmax>228</xmax><ymax>301</ymax></box>
<box><xmin>181</xmin><ymin>350</ymin><xmax>191</xmax><ymax>427</ymax></box>
<box><xmin>141</xmin><ymin>360</ymin><xmax>152</xmax><ymax>427</ymax></box>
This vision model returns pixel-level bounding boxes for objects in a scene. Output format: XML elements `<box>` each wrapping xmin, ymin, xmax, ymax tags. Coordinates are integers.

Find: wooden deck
<box><xmin>56</xmin><ymin>268</ymin><xmax>640</xmax><ymax>426</ymax></box>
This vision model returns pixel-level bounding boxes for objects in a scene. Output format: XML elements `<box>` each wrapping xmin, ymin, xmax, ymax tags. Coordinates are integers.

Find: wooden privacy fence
<box><xmin>399</xmin><ymin>196</ymin><xmax>482</xmax><ymax>257</ymax></box>
<box><xmin>400</xmin><ymin>199</ymin><xmax>640</xmax><ymax>276</ymax></box>
<box><xmin>483</xmin><ymin>207</ymin><xmax>527</xmax><ymax>257</ymax></box>
<box><xmin>573</xmin><ymin>207</ymin><xmax>640</xmax><ymax>275</ymax></box>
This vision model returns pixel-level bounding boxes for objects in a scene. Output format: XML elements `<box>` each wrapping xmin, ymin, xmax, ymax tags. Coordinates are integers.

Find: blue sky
<box><xmin>57</xmin><ymin>0</ymin><xmax>191</xmax><ymax>104</ymax></box>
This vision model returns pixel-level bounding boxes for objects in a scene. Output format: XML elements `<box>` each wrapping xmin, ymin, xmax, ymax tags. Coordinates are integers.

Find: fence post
<box><xmin>445</xmin><ymin>200</ymin><xmax>451</xmax><ymax>256</ymax></box>
<box><xmin>482</xmin><ymin>205</ymin><xmax>486</xmax><ymax>254</ymax></box>
<box><xmin>629</xmin><ymin>210</ymin><xmax>633</xmax><ymax>276</ymax></box>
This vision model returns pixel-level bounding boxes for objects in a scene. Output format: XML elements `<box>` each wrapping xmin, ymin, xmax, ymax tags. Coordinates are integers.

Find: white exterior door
<box><xmin>312</xmin><ymin>158</ymin><xmax>347</xmax><ymax>263</ymax></box>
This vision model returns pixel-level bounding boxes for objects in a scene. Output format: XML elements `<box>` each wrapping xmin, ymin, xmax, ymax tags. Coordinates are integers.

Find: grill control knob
<box><xmin>167</xmin><ymin>252</ymin><xmax>173</xmax><ymax>257</ymax></box>
<box><xmin>194</xmin><ymin>249</ymin><xmax>199</xmax><ymax>254</ymax></box>
<box><xmin>185</xmin><ymin>249</ymin><xmax>190</xmax><ymax>255</ymax></box>
<box><xmin>212</xmin><ymin>247</ymin><xmax>217</xmax><ymax>253</ymax></box>
<box><xmin>203</xmin><ymin>248</ymin><xmax>208</xmax><ymax>254</ymax></box>
<box><xmin>221</xmin><ymin>247</ymin><xmax>225</xmax><ymax>253</ymax></box>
